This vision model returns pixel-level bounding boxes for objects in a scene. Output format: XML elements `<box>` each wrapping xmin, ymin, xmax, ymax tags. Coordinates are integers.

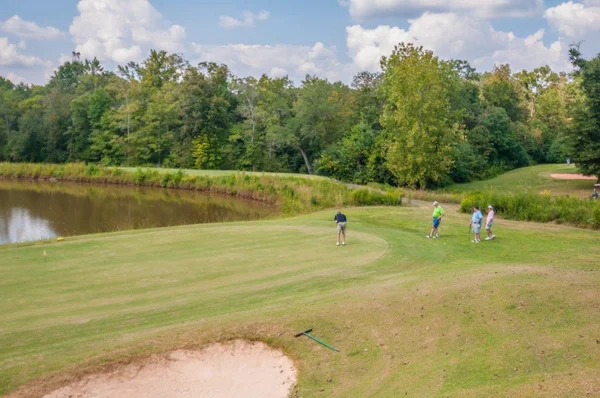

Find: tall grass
<box><xmin>405</xmin><ymin>189</ymin><xmax>464</xmax><ymax>204</ymax></box>
<box><xmin>0</xmin><ymin>163</ymin><xmax>403</xmax><ymax>214</ymax></box>
<box><xmin>460</xmin><ymin>191</ymin><xmax>600</xmax><ymax>229</ymax></box>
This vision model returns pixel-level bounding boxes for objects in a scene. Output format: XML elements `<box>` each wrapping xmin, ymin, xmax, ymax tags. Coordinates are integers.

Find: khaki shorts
<box><xmin>337</xmin><ymin>222</ymin><xmax>347</xmax><ymax>233</ymax></box>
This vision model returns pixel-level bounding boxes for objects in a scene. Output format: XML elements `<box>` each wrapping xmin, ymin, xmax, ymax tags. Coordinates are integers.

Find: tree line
<box><xmin>1</xmin><ymin>43</ymin><xmax>599</xmax><ymax>188</ymax></box>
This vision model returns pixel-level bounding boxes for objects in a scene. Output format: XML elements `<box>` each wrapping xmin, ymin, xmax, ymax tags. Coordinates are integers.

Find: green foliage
<box><xmin>286</xmin><ymin>76</ymin><xmax>354</xmax><ymax>174</ymax></box>
<box><xmin>481</xmin><ymin>65</ymin><xmax>526</xmax><ymax>122</ymax></box>
<box><xmin>460</xmin><ymin>191</ymin><xmax>600</xmax><ymax>228</ymax></box>
<box><xmin>0</xmin><ymin>46</ymin><xmax>588</xmax><ymax>187</ymax></box>
<box><xmin>315</xmin><ymin>122</ymin><xmax>378</xmax><ymax>184</ymax></box>
<box><xmin>565</xmin><ymin>46</ymin><xmax>600</xmax><ymax>178</ymax></box>
<box><xmin>0</xmin><ymin>162</ymin><xmax>403</xmax><ymax>215</ymax></box>
<box><xmin>482</xmin><ymin>107</ymin><xmax>530</xmax><ymax>168</ymax></box>
<box><xmin>350</xmin><ymin>188</ymin><xmax>403</xmax><ymax>206</ymax></box>
<box><xmin>449</xmin><ymin>142</ymin><xmax>485</xmax><ymax>183</ymax></box>
<box><xmin>380</xmin><ymin>43</ymin><xmax>461</xmax><ymax>188</ymax></box>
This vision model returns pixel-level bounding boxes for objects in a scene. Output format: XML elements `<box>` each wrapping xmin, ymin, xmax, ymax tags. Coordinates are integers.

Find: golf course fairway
<box><xmin>1</xmin><ymin>203</ymin><xmax>599</xmax><ymax>396</ymax></box>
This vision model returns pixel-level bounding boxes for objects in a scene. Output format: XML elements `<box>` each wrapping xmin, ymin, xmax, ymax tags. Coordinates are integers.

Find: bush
<box><xmin>85</xmin><ymin>164</ymin><xmax>99</xmax><ymax>177</ymax></box>
<box><xmin>460</xmin><ymin>191</ymin><xmax>600</xmax><ymax>228</ymax></box>
<box><xmin>350</xmin><ymin>188</ymin><xmax>402</xmax><ymax>206</ymax></box>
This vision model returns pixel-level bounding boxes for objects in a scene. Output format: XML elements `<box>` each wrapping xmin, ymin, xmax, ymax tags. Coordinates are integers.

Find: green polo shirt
<box><xmin>433</xmin><ymin>206</ymin><xmax>444</xmax><ymax>219</ymax></box>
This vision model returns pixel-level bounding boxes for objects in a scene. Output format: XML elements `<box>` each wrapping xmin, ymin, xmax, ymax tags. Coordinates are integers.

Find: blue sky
<box><xmin>1</xmin><ymin>0</ymin><xmax>599</xmax><ymax>85</ymax></box>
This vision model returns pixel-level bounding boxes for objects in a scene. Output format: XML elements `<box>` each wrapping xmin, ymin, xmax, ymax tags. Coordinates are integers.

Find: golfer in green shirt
<box><xmin>427</xmin><ymin>201</ymin><xmax>444</xmax><ymax>239</ymax></box>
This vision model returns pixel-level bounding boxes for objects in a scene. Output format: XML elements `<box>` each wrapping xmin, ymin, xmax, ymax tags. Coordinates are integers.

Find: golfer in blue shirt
<box><xmin>334</xmin><ymin>211</ymin><xmax>347</xmax><ymax>246</ymax></box>
<box><xmin>470</xmin><ymin>206</ymin><xmax>483</xmax><ymax>243</ymax></box>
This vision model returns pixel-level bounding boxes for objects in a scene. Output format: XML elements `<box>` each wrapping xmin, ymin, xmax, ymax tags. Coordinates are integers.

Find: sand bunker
<box><xmin>44</xmin><ymin>340</ymin><xmax>297</xmax><ymax>398</ymax></box>
<box><xmin>550</xmin><ymin>173</ymin><xmax>597</xmax><ymax>181</ymax></box>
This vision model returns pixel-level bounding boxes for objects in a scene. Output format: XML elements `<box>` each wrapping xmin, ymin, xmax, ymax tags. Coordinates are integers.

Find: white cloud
<box><xmin>345</xmin><ymin>12</ymin><xmax>571</xmax><ymax>73</ymax></box>
<box><xmin>544</xmin><ymin>1</ymin><xmax>600</xmax><ymax>37</ymax></box>
<box><xmin>341</xmin><ymin>0</ymin><xmax>544</xmax><ymax>19</ymax></box>
<box><xmin>219</xmin><ymin>10</ymin><xmax>270</xmax><ymax>29</ymax></box>
<box><xmin>6</xmin><ymin>72</ymin><xmax>27</xmax><ymax>84</ymax></box>
<box><xmin>0</xmin><ymin>15</ymin><xmax>64</xmax><ymax>40</ymax></box>
<box><xmin>69</xmin><ymin>0</ymin><xmax>186</xmax><ymax>64</ymax></box>
<box><xmin>479</xmin><ymin>29</ymin><xmax>569</xmax><ymax>72</ymax></box>
<box><xmin>270</xmin><ymin>67</ymin><xmax>287</xmax><ymax>77</ymax></box>
<box><xmin>191</xmin><ymin>41</ymin><xmax>350</xmax><ymax>82</ymax></box>
<box><xmin>0</xmin><ymin>37</ymin><xmax>50</xmax><ymax>67</ymax></box>
<box><xmin>131</xmin><ymin>24</ymin><xmax>186</xmax><ymax>53</ymax></box>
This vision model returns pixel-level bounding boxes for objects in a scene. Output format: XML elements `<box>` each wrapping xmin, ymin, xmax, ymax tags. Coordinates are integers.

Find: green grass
<box><xmin>2</xmin><ymin>204</ymin><xmax>600</xmax><ymax>396</ymax></box>
<box><xmin>448</xmin><ymin>164</ymin><xmax>597</xmax><ymax>198</ymax></box>
<box><xmin>0</xmin><ymin>163</ymin><xmax>403</xmax><ymax>216</ymax></box>
<box><xmin>118</xmin><ymin>166</ymin><xmax>329</xmax><ymax>180</ymax></box>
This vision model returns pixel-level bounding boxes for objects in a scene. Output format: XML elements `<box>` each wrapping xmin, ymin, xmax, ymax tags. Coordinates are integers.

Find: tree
<box><xmin>179</xmin><ymin>62</ymin><xmax>235</xmax><ymax>169</ymax></box>
<box><xmin>43</xmin><ymin>87</ymin><xmax>72</xmax><ymax>163</ymax></box>
<box><xmin>256</xmin><ymin>75</ymin><xmax>296</xmax><ymax>171</ymax></box>
<box><xmin>130</xmin><ymin>82</ymin><xmax>179</xmax><ymax>166</ymax></box>
<box><xmin>230</xmin><ymin>77</ymin><xmax>263</xmax><ymax>170</ymax></box>
<box><xmin>565</xmin><ymin>45</ymin><xmax>600</xmax><ymax>178</ymax></box>
<box><xmin>67</xmin><ymin>93</ymin><xmax>91</xmax><ymax>161</ymax></box>
<box><xmin>0</xmin><ymin>78</ymin><xmax>19</xmax><ymax>160</ymax></box>
<box><xmin>515</xmin><ymin>66</ymin><xmax>558</xmax><ymax>120</ymax></box>
<box><xmin>481</xmin><ymin>107</ymin><xmax>530</xmax><ymax>168</ymax></box>
<box><xmin>286</xmin><ymin>76</ymin><xmax>353</xmax><ymax>174</ymax></box>
<box><xmin>315</xmin><ymin>121</ymin><xmax>376</xmax><ymax>183</ymax></box>
<box><xmin>380</xmin><ymin>43</ymin><xmax>461</xmax><ymax>188</ymax></box>
<box><xmin>0</xmin><ymin>46</ymin><xmax>573</xmax><ymax>183</ymax></box>
<box><xmin>351</xmin><ymin>71</ymin><xmax>384</xmax><ymax>130</ymax></box>
<box><xmin>481</xmin><ymin>65</ymin><xmax>527</xmax><ymax>123</ymax></box>
<box><xmin>7</xmin><ymin>96</ymin><xmax>46</xmax><ymax>162</ymax></box>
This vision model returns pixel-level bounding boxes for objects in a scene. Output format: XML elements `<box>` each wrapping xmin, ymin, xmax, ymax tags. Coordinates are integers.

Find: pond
<box><xmin>0</xmin><ymin>180</ymin><xmax>278</xmax><ymax>245</ymax></box>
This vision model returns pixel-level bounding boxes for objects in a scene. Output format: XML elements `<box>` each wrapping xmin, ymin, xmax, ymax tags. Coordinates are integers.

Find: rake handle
<box><xmin>303</xmin><ymin>332</ymin><xmax>340</xmax><ymax>352</ymax></box>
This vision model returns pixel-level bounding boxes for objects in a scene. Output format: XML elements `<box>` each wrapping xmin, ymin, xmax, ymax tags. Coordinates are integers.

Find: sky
<box><xmin>1</xmin><ymin>0</ymin><xmax>600</xmax><ymax>85</ymax></box>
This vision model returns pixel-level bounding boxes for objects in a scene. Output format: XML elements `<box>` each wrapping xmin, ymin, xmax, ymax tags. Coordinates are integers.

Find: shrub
<box><xmin>460</xmin><ymin>191</ymin><xmax>599</xmax><ymax>228</ymax></box>
<box><xmin>351</xmin><ymin>188</ymin><xmax>402</xmax><ymax>206</ymax></box>
<box><xmin>85</xmin><ymin>164</ymin><xmax>99</xmax><ymax>177</ymax></box>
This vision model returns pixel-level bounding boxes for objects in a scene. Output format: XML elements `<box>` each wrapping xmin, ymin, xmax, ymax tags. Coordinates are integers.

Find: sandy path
<box><xmin>44</xmin><ymin>341</ymin><xmax>296</xmax><ymax>398</ymax></box>
<box><xmin>550</xmin><ymin>173</ymin><xmax>597</xmax><ymax>181</ymax></box>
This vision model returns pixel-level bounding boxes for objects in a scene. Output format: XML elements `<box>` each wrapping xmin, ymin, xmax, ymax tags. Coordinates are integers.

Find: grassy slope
<box><xmin>448</xmin><ymin>164</ymin><xmax>596</xmax><ymax>198</ymax></box>
<box><xmin>2</xmin><ymin>203</ymin><xmax>600</xmax><ymax>396</ymax></box>
<box><xmin>118</xmin><ymin>167</ymin><xmax>329</xmax><ymax>180</ymax></box>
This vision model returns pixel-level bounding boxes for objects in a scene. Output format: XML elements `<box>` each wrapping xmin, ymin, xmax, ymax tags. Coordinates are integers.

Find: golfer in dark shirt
<box><xmin>334</xmin><ymin>211</ymin><xmax>347</xmax><ymax>246</ymax></box>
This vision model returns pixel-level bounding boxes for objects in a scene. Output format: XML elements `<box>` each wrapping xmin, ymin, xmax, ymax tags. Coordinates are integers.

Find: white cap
<box><xmin>433</xmin><ymin>201</ymin><xmax>439</xmax><ymax>206</ymax></box>
<box><xmin>488</xmin><ymin>205</ymin><xmax>493</xmax><ymax>209</ymax></box>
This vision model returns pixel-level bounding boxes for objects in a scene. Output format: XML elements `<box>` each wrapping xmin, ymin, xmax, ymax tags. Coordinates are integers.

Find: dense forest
<box><xmin>1</xmin><ymin>43</ymin><xmax>599</xmax><ymax>188</ymax></box>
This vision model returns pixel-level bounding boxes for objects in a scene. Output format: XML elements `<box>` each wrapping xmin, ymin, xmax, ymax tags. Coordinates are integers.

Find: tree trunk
<box><xmin>299</xmin><ymin>147</ymin><xmax>312</xmax><ymax>174</ymax></box>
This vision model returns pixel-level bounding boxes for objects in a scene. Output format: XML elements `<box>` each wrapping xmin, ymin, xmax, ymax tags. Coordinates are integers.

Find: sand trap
<box><xmin>44</xmin><ymin>341</ymin><xmax>297</xmax><ymax>398</ymax></box>
<box><xmin>550</xmin><ymin>173</ymin><xmax>597</xmax><ymax>181</ymax></box>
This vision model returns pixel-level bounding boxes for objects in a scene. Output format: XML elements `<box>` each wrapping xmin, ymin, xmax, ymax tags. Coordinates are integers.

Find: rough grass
<box><xmin>118</xmin><ymin>167</ymin><xmax>330</xmax><ymax>180</ymax></box>
<box><xmin>448</xmin><ymin>164</ymin><xmax>597</xmax><ymax>198</ymax></box>
<box><xmin>2</xmin><ymin>204</ymin><xmax>599</xmax><ymax>396</ymax></box>
<box><xmin>0</xmin><ymin>163</ymin><xmax>402</xmax><ymax>215</ymax></box>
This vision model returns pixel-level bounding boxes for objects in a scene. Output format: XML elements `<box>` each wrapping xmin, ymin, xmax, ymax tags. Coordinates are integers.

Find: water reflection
<box><xmin>0</xmin><ymin>208</ymin><xmax>57</xmax><ymax>244</ymax></box>
<box><xmin>0</xmin><ymin>180</ymin><xmax>277</xmax><ymax>245</ymax></box>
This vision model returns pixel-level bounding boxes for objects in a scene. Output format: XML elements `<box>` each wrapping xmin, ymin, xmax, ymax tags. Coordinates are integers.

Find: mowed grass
<box><xmin>1</xmin><ymin>204</ymin><xmax>600</xmax><ymax>396</ymax></box>
<box><xmin>449</xmin><ymin>164</ymin><xmax>597</xmax><ymax>198</ymax></box>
